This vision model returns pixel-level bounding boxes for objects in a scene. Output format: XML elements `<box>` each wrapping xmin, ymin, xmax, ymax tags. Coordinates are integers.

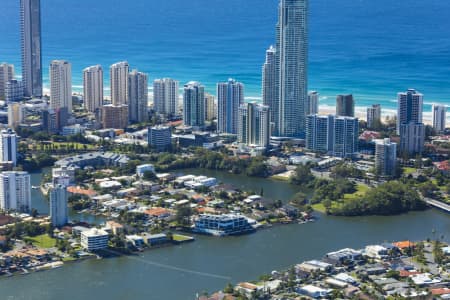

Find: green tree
<box><xmin>290</xmin><ymin>164</ymin><xmax>315</xmax><ymax>187</ymax></box>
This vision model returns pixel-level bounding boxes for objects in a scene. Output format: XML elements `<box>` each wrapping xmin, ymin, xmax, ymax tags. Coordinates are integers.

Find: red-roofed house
<box><xmin>434</xmin><ymin>161</ymin><xmax>450</xmax><ymax>175</ymax></box>
<box><xmin>431</xmin><ymin>288</ymin><xmax>450</xmax><ymax>296</ymax></box>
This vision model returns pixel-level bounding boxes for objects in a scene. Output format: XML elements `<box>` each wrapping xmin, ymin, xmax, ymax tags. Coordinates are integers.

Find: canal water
<box><xmin>1</xmin><ymin>169</ymin><xmax>449</xmax><ymax>300</ymax></box>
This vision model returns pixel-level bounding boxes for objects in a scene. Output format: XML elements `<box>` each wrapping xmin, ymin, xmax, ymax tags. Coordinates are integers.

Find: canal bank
<box><xmin>1</xmin><ymin>169</ymin><xmax>448</xmax><ymax>300</ymax></box>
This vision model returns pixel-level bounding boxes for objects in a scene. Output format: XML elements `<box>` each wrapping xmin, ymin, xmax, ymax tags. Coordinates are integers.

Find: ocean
<box><xmin>1</xmin><ymin>0</ymin><xmax>450</xmax><ymax>119</ymax></box>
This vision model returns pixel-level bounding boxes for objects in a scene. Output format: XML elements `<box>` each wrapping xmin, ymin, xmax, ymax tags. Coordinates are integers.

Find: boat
<box><xmin>32</xmin><ymin>185</ymin><xmax>39</xmax><ymax>190</ymax></box>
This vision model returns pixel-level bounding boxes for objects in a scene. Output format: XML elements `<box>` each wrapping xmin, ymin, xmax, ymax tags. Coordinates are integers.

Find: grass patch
<box><xmin>25</xmin><ymin>234</ymin><xmax>57</xmax><ymax>248</ymax></box>
<box><xmin>49</xmin><ymin>142</ymin><xmax>97</xmax><ymax>150</ymax></box>
<box><xmin>403</xmin><ymin>167</ymin><xmax>417</xmax><ymax>175</ymax></box>
<box><xmin>62</xmin><ymin>256</ymin><xmax>77</xmax><ymax>262</ymax></box>
<box><xmin>312</xmin><ymin>203</ymin><xmax>327</xmax><ymax>213</ymax></box>
<box><xmin>344</xmin><ymin>184</ymin><xmax>369</xmax><ymax>200</ymax></box>
<box><xmin>172</xmin><ymin>234</ymin><xmax>194</xmax><ymax>242</ymax></box>
<box><xmin>271</xmin><ymin>175</ymin><xmax>291</xmax><ymax>181</ymax></box>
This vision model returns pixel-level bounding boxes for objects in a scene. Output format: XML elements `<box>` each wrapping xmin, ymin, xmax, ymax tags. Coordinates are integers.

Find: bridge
<box><xmin>425</xmin><ymin>198</ymin><xmax>450</xmax><ymax>213</ymax></box>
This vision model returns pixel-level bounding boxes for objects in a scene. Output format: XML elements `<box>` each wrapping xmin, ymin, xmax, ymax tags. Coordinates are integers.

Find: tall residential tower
<box><xmin>153</xmin><ymin>78</ymin><xmax>179</xmax><ymax>117</ymax></box>
<box><xmin>0</xmin><ymin>171</ymin><xmax>31</xmax><ymax>213</ymax></box>
<box><xmin>110</xmin><ymin>62</ymin><xmax>129</xmax><ymax>106</ymax></box>
<box><xmin>128</xmin><ymin>69</ymin><xmax>148</xmax><ymax>123</ymax></box>
<box><xmin>183</xmin><ymin>82</ymin><xmax>205</xmax><ymax>128</ymax></box>
<box><xmin>20</xmin><ymin>0</ymin><xmax>43</xmax><ymax>98</ymax></box>
<box><xmin>0</xmin><ymin>63</ymin><xmax>15</xmax><ymax>100</ymax></box>
<box><xmin>432</xmin><ymin>104</ymin><xmax>446</xmax><ymax>134</ymax></box>
<box><xmin>217</xmin><ymin>79</ymin><xmax>244</xmax><ymax>134</ymax></box>
<box><xmin>262</xmin><ymin>46</ymin><xmax>277</xmax><ymax>128</ymax></box>
<box><xmin>336</xmin><ymin>94</ymin><xmax>355</xmax><ymax>117</ymax></box>
<box><xmin>83</xmin><ymin>65</ymin><xmax>104</xmax><ymax>113</ymax></box>
<box><xmin>275</xmin><ymin>0</ymin><xmax>308</xmax><ymax>137</ymax></box>
<box><xmin>50</xmin><ymin>60</ymin><xmax>72</xmax><ymax>112</ymax></box>
<box><xmin>397</xmin><ymin>89</ymin><xmax>423</xmax><ymax>134</ymax></box>
<box><xmin>238</xmin><ymin>103</ymin><xmax>270</xmax><ymax>148</ymax></box>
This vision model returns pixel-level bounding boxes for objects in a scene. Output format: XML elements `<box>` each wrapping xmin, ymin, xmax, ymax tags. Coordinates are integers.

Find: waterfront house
<box><xmin>296</xmin><ymin>260</ymin><xmax>333</xmax><ymax>274</ymax></box>
<box><xmin>125</xmin><ymin>235</ymin><xmax>145</xmax><ymax>248</ymax></box>
<box><xmin>143</xmin><ymin>233</ymin><xmax>168</xmax><ymax>246</ymax></box>
<box><xmin>104</xmin><ymin>221</ymin><xmax>124</xmax><ymax>235</ymax></box>
<box><xmin>280</xmin><ymin>204</ymin><xmax>299</xmax><ymax>218</ymax></box>
<box><xmin>72</xmin><ymin>226</ymin><xmax>90</xmax><ymax>237</ymax></box>
<box><xmin>80</xmin><ymin>228</ymin><xmax>109</xmax><ymax>251</ymax></box>
<box><xmin>297</xmin><ymin>285</ymin><xmax>331</xmax><ymax>299</ymax></box>
<box><xmin>235</xmin><ymin>282</ymin><xmax>259</xmax><ymax>298</ymax></box>
<box><xmin>144</xmin><ymin>207</ymin><xmax>173</xmax><ymax>220</ymax></box>
<box><xmin>193</xmin><ymin>214</ymin><xmax>254</xmax><ymax>236</ymax></box>
<box><xmin>365</xmin><ymin>245</ymin><xmax>389</xmax><ymax>259</ymax></box>
<box><xmin>198</xmin><ymin>292</ymin><xmax>236</xmax><ymax>300</ymax></box>
<box><xmin>393</xmin><ymin>241</ymin><xmax>415</xmax><ymax>251</ymax></box>
<box><xmin>324</xmin><ymin>248</ymin><xmax>363</xmax><ymax>265</ymax></box>
<box><xmin>25</xmin><ymin>249</ymin><xmax>49</xmax><ymax>261</ymax></box>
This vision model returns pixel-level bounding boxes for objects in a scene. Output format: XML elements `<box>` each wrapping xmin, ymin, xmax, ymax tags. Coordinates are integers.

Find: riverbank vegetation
<box><xmin>290</xmin><ymin>164</ymin><xmax>427</xmax><ymax>216</ymax></box>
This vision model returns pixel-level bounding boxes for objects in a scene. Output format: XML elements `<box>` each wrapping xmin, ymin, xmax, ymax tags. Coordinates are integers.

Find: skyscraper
<box><xmin>333</xmin><ymin>116</ymin><xmax>359</xmax><ymax>158</ymax></box>
<box><xmin>20</xmin><ymin>0</ymin><xmax>42</xmax><ymax>98</ymax></box>
<box><xmin>336</xmin><ymin>94</ymin><xmax>355</xmax><ymax>117</ymax></box>
<box><xmin>275</xmin><ymin>0</ymin><xmax>308</xmax><ymax>137</ymax></box>
<box><xmin>83</xmin><ymin>65</ymin><xmax>103</xmax><ymax>113</ymax></box>
<box><xmin>0</xmin><ymin>171</ymin><xmax>31</xmax><ymax>213</ymax></box>
<box><xmin>374</xmin><ymin>138</ymin><xmax>397</xmax><ymax>177</ymax></box>
<box><xmin>238</xmin><ymin>103</ymin><xmax>271</xmax><ymax>148</ymax></box>
<box><xmin>432</xmin><ymin>104</ymin><xmax>446</xmax><ymax>134</ymax></box>
<box><xmin>101</xmin><ymin>104</ymin><xmax>128</xmax><ymax>129</ymax></box>
<box><xmin>217</xmin><ymin>79</ymin><xmax>244</xmax><ymax>134</ymax></box>
<box><xmin>148</xmin><ymin>126</ymin><xmax>172</xmax><ymax>151</ymax></box>
<box><xmin>397</xmin><ymin>89</ymin><xmax>423</xmax><ymax>134</ymax></box>
<box><xmin>110</xmin><ymin>61</ymin><xmax>129</xmax><ymax>106</ymax></box>
<box><xmin>128</xmin><ymin>69</ymin><xmax>148</xmax><ymax>123</ymax></box>
<box><xmin>262</xmin><ymin>46</ymin><xmax>277</xmax><ymax>127</ymax></box>
<box><xmin>183</xmin><ymin>81</ymin><xmax>205</xmax><ymax>128</ymax></box>
<box><xmin>50</xmin><ymin>60</ymin><xmax>72</xmax><ymax>112</ymax></box>
<box><xmin>5</xmin><ymin>80</ymin><xmax>24</xmax><ymax>103</ymax></box>
<box><xmin>0</xmin><ymin>129</ymin><xmax>18</xmax><ymax>166</ymax></box>
<box><xmin>308</xmin><ymin>91</ymin><xmax>319</xmax><ymax>115</ymax></box>
<box><xmin>0</xmin><ymin>63</ymin><xmax>15</xmax><ymax>100</ymax></box>
<box><xmin>306</xmin><ymin>114</ymin><xmax>334</xmax><ymax>153</ymax></box>
<box><xmin>306</xmin><ymin>114</ymin><xmax>359</xmax><ymax>158</ymax></box>
<box><xmin>49</xmin><ymin>184</ymin><xmax>68</xmax><ymax>227</ymax></box>
<box><xmin>205</xmin><ymin>93</ymin><xmax>216</xmax><ymax>121</ymax></box>
<box><xmin>367</xmin><ymin>104</ymin><xmax>381</xmax><ymax>129</ymax></box>
<box><xmin>8</xmin><ymin>103</ymin><xmax>25</xmax><ymax>130</ymax></box>
<box><xmin>153</xmin><ymin>78</ymin><xmax>179</xmax><ymax>117</ymax></box>
<box><xmin>400</xmin><ymin>122</ymin><xmax>425</xmax><ymax>156</ymax></box>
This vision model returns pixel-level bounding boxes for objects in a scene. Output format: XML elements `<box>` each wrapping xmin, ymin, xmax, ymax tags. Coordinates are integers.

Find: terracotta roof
<box><xmin>434</xmin><ymin>161</ymin><xmax>450</xmax><ymax>171</ymax></box>
<box><xmin>144</xmin><ymin>207</ymin><xmax>172</xmax><ymax>217</ymax></box>
<box><xmin>238</xmin><ymin>282</ymin><xmax>258</xmax><ymax>291</ymax></box>
<box><xmin>106</xmin><ymin>221</ymin><xmax>124</xmax><ymax>228</ymax></box>
<box><xmin>431</xmin><ymin>288</ymin><xmax>450</xmax><ymax>295</ymax></box>
<box><xmin>393</xmin><ymin>241</ymin><xmax>415</xmax><ymax>249</ymax></box>
<box><xmin>67</xmin><ymin>186</ymin><xmax>97</xmax><ymax>197</ymax></box>
<box><xmin>26</xmin><ymin>249</ymin><xmax>48</xmax><ymax>256</ymax></box>
<box><xmin>399</xmin><ymin>270</ymin><xmax>421</xmax><ymax>277</ymax></box>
